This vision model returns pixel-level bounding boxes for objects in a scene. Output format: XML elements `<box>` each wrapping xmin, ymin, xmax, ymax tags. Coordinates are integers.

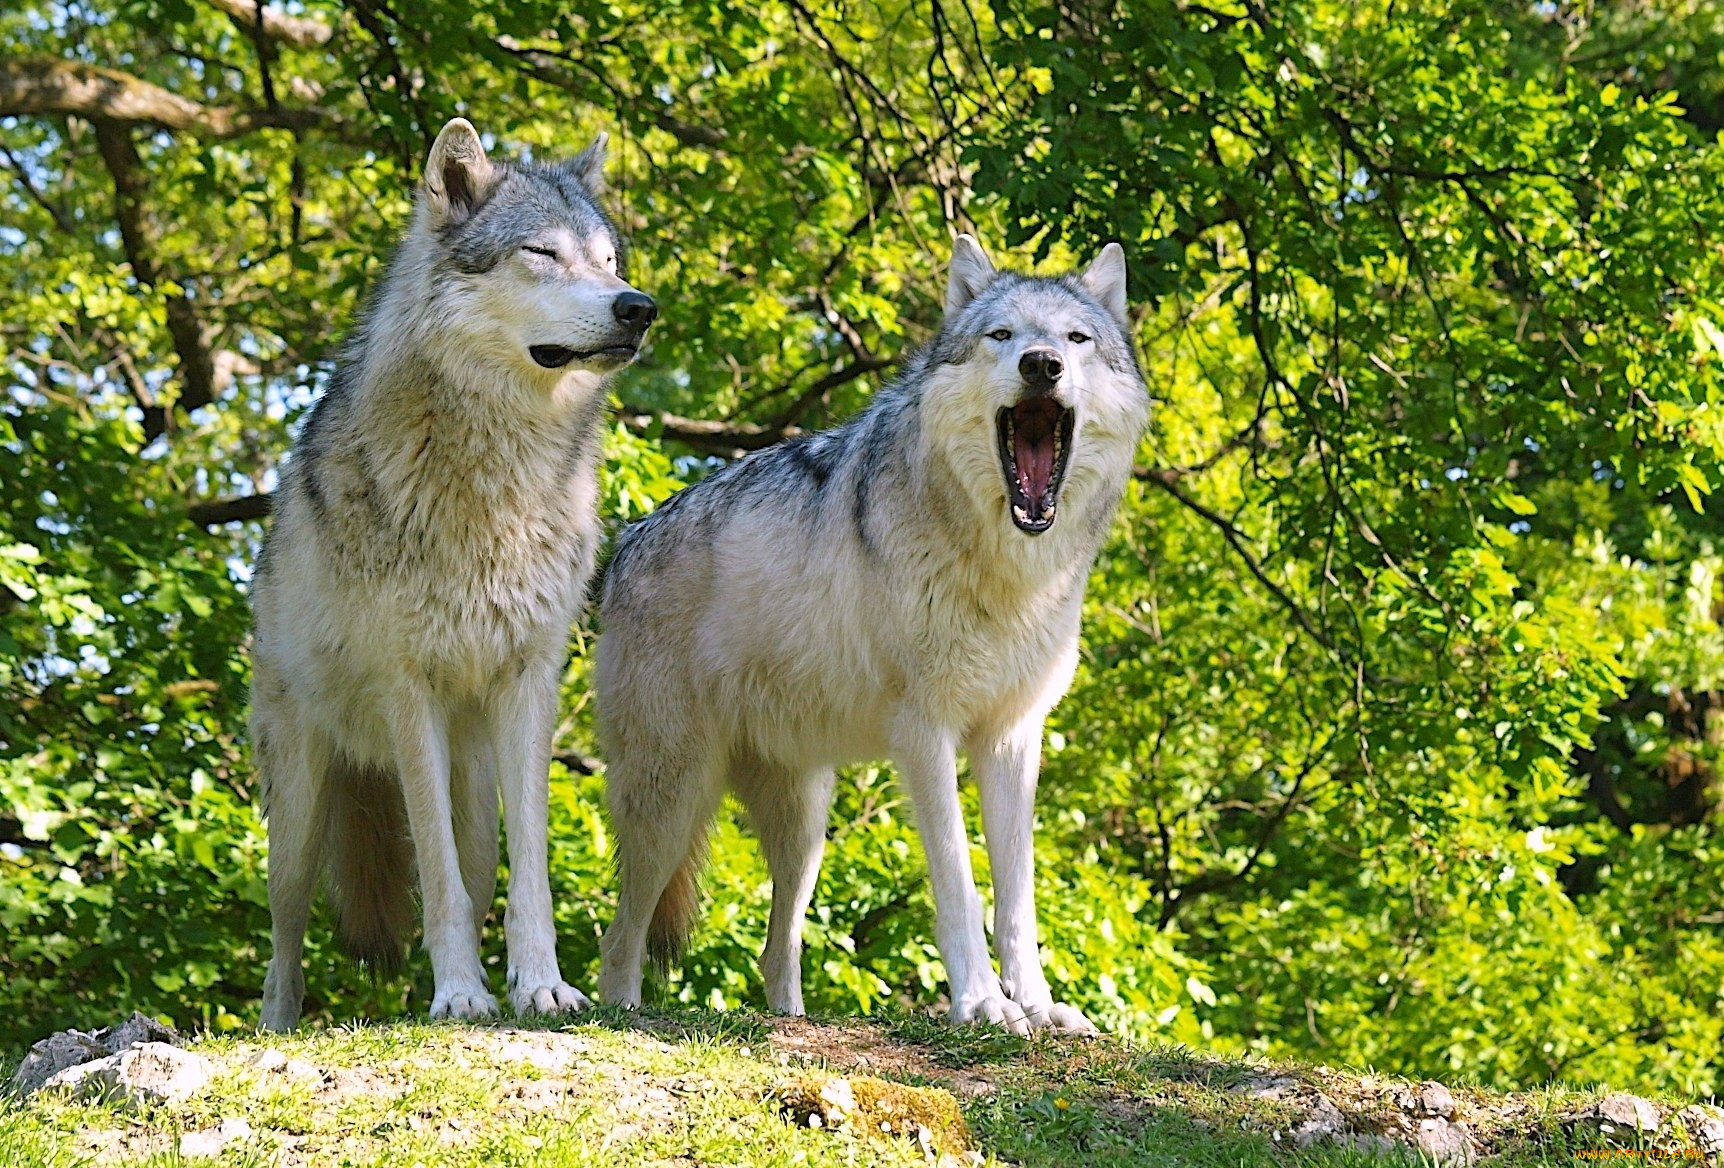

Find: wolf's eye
<box><xmin>1069</xmin><ymin>331</ymin><xmax>1091</xmax><ymax>344</ymax></box>
<box><xmin>523</xmin><ymin>245</ymin><xmax>558</xmax><ymax>259</ymax></box>
<box><xmin>987</xmin><ymin>328</ymin><xmax>1012</xmax><ymax>341</ymax></box>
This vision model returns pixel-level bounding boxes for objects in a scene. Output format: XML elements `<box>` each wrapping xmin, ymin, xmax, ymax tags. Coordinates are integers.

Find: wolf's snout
<box><xmin>1018</xmin><ymin>348</ymin><xmax>1063</xmax><ymax>386</ymax></box>
<box><xmin>612</xmin><ymin>291</ymin><xmax>658</xmax><ymax>330</ymax></box>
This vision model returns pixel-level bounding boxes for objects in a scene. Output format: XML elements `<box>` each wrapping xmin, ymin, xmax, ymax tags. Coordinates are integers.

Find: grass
<box><xmin>2</xmin><ymin>1007</ymin><xmax>1718</xmax><ymax>1166</ymax></box>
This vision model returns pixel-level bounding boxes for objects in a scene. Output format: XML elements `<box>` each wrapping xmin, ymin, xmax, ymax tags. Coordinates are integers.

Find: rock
<box><xmin>1413</xmin><ymin>1118</ymin><xmax>1475</xmax><ymax>1164</ymax></box>
<box><xmin>249</xmin><ymin>1048</ymin><xmax>321</xmax><ymax>1085</ymax></box>
<box><xmin>1416</xmin><ymin>1081</ymin><xmax>1457</xmax><ymax>1119</ymax></box>
<box><xmin>178</xmin><ymin>1118</ymin><xmax>252</xmax><ymax>1158</ymax></box>
<box><xmin>1677</xmin><ymin>1105</ymin><xmax>1724</xmax><ymax>1156</ymax></box>
<box><xmin>1291</xmin><ymin>1093</ymin><xmax>1348</xmax><ymax>1147</ymax></box>
<box><xmin>8</xmin><ymin>1029</ymin><xmax>110</xmax><ymax>1097</ymax></box>
<box><xmin>811</xmin><ymin>1076</ymin><xmax>856</xmax><ymax>1127</ymax></box>
<box><xmin>1234</xmin><ymin>1074</ymin><xmax>1300</xmax><ymax>1100</ymax></box>
<box><xmin>179</xmin><ymin>1130</ymin><xmax>226</xmax><ymax>1158</ymax></box>
<box><xmin>1580</xmin><ymin>1093</ymin><xmax>1662</xmax><ymax>1135</ymax></box>
<box><xmin>97</xmin><ymin>1011</ymin><xmax>181</xmax><ymax>1052</ymax></box>
<box><xmin>42</xmin><ymin>1042</ymin><xmax>214</xmax><ymax>1108</ymax></box>
<box><xmin>9</xmin><ymin>1012</ymin><xmax>184</xmax><ymax>1099</ymax></box>
<box><xmin>282</xmin><ymin>1058</ymin><xmax>323</xmax><ymax>1085</ymax></box>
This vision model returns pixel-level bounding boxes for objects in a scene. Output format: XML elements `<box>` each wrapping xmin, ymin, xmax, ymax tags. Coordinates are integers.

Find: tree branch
<box><xmin>615</xmin><ymin>402</ymin><xmax>802</xmax><ymax>457</ymax></box>
<box><xmin>1141</xmin><ymin>469</ymin><xmax>1348</xmax><ymax>665</ymax></box>
<box><xmin>187</xmin><ymin>403</ymin><xmax>807</xmax><ymax>526</ymax></box>
<box><xmin>0</xmin><ymin>142</ymin><xmax>74</xmax><ymax>233</ymax></box>
<box><xmin>95</xmin><ymin>122</ymin><xmax>256</xmax><ymax>444</ymax></box>
<box><xmin>188</xmin><ymin>493</ymin><xmax>274</xmax><ymax>527</ymax></box>
<box><xmin>768</xmin><ymin>355</ymin><xmax>890</xmax><ymax>430</ymax></box>
<box><xmin>495</xmin><ymin>38</ymin><xmax>727</xmax><ymax>149</ymax></box>
<box><xmin>205</xmin><ymin>0</ymin><xmax>334</xmax><ymax>48</ymax></box>
<box><xmin>1</xmin><ymin>56</ymin><xmax>331</xmax><ymax>138</ymax></box>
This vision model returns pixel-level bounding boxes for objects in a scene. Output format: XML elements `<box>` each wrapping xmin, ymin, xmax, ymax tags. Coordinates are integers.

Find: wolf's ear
<box><xmin>424</xmin><ymin>118</ymin><xmax>497</xmax><ymax>227</ymax></box>
<box><xmin>564</xmin><ymin>132</ymin><xmax>609</xmax><ymax>195</ymax></box>
<box><xmin>946</xmin><ymin>233</ymin><xmax>996</xmax><ymax>316</ymax></box>
<box><xmin>1081</xmin><ymin>242</ymin><xmax>1129</xmax><ymax>323</ymax></box>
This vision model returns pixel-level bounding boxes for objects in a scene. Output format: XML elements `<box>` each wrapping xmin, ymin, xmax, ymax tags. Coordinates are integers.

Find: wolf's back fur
<box><xmin>255</xmin><ymin>119</ymin><xmax>653</xmax><ymax>1030</ymax></box>
<box><xmin>595</xmin><ymin>236</ymin><xmax>1148</xmax><ymax>1031</ymax></box>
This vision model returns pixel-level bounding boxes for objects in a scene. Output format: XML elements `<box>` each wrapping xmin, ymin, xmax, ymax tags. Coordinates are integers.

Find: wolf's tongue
<box><xmin>1013</xmin><ymin>403</ymin><xmax>1058</xmax><ymax>502</ymax></box>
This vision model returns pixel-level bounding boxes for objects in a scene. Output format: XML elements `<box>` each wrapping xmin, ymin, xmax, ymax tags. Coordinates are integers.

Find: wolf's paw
<box><xmin>948</xmin><ymin>992</ymin><xmax>1032</xmax><ymax>1036</ymax></box>
<box><xmin>597</xmin><ymin>960</ymin><xmax>644</xmax><ymax>1008</ymax></box>
<box><xmin>511</xmin><ymin>980</ymin><xmax>590</xmax><ymax>1017</ymax></box>
<box><xmin>430</xmin><ymin>987</ymin><xmax>499</xmax><ymax>1021</ymax></box>
<box><xmin>1020</xmin><ymin>1000</ymin><xmax>1099</xmax><ymax>1035</ymax></box>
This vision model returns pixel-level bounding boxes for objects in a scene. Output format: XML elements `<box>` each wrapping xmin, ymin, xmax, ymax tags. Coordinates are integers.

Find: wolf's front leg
<box><xmin>972</xmin><ymin>719</ymin><xmax>1097</xmax><ymax>1035</ymax></box>
<box><xmin>493</xmin><ymin>660</ymin><xmax>588</xmax><ymax>1017</ymax></box>
<box><xmin>892</xmin><ymin>712</ymin><xmax>1031</xmax><ymax>1035</ymax></box>
<box><xmin>389</xmin><ymin>680</ymin><xmax>497</xmax><ymax>1020</ymax></box>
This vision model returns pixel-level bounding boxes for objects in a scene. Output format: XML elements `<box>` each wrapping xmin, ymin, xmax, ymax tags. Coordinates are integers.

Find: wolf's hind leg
<box><xmin>733</xmin><ymin>761</ymin><xmax>835</xmax><ymax>1015</ymax></box>
<box><xmin>598</xmin><ymin>748</ymin><xmax>723</xmax><ymax>1008</ymax></box>
<box><xmin>258</xmin><ymin>708</ymin><xmax>332</xmax><ymax>1033</ymax></box>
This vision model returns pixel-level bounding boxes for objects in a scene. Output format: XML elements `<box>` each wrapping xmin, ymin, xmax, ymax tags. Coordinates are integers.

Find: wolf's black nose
<box><xmin>613</xmin><ymin>291</ymin><xmax>658</xmax><ymax>329</ymax></box>
<box><xmin>1019</xmin><ymin>349</ymin><xmax>1063</xmax><ymax>385</ymax></box>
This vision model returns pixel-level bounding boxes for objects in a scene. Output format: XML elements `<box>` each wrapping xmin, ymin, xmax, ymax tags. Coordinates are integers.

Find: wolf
<box><xmin>253</xmin><ymin>118</ymin><xmax>656</xmax><ymax>1031</ymax></box>
<box><xmin>594</xmin><ymin>234</ymin><xmax>1148</xmax><ymax>1034</ymax></box>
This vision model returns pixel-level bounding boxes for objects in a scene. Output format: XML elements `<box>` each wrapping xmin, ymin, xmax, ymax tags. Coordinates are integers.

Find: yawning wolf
<box><xmin>595</xmin><ymin>235</ymin><xmax>1149</xmax><ymax>1033</ymax></box>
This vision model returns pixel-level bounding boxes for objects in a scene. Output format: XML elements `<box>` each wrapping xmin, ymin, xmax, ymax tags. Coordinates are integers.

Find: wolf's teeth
<box><xmin>1013</xmin><ymin>504</ymin><xmax>1029</xmax><ymax>523</ymax></box>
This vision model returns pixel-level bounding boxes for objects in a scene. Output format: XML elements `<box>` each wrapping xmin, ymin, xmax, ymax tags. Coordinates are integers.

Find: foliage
<box><xmin>3</xmin><ymin>0</ymin><xmax>1723</xmax><ymax>1097</ymax></box>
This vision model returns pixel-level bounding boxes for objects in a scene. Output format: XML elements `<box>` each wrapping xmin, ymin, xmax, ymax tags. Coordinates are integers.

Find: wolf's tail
<box><xmin>327</xmin><ymin>758</ymin><xmax>415</xmax><ymax>976</ymax></box>
<box><xmin>646</xmin><ymin>828</ymin><xmax>709</xmax><ymax>972</ymax></box>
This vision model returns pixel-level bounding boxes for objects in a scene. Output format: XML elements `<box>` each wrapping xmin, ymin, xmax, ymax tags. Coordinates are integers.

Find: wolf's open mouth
<box><xmin>529</xmin><ymin>344</ymin><xmax>638</xmax><ymax>369</ymax></box>
<box><xmin>996</xmin><ymin>397</ymin><xmax>1075</xmax><ymax>534</ymax></box>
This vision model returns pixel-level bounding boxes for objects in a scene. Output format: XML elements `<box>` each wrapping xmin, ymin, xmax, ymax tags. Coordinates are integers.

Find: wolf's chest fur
<box><xmin>283</xmin><ymin>382</ymin><xmax>603</xmax><ymax>688</ymax></box>
<box><xmin>379</xmin><ymin>432</ymin><xmax>595</xmax><ymax>663</ymax></box>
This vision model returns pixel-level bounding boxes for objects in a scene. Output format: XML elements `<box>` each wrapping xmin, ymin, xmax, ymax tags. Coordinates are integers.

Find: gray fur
<box><xmin>254</xmin><ymin>118</ymin><xmax>655</xmax><ymax>1031</ymax></box>
<box><xmin>595</xmin><ymin>234</ymin><xmax>1149</xmax><ymax>1033</ymax></box>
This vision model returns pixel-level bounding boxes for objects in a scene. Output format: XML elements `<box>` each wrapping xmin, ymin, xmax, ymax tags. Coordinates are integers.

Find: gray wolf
<box><xmin>594</xmin><ymin>234</ymin><xmax>1148</xmax><ymax>1033</ymax></box>
<box><xmin>253</xmin><ymin>118</ymin><xmax>656</xmax><ymax>1030</ymax></box>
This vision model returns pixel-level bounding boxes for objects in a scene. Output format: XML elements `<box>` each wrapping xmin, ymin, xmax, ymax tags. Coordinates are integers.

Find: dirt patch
<box><xmin>763</xmin><ymin>1016</ymin><xmax>999</xmax><ymax>1097</ymax></box>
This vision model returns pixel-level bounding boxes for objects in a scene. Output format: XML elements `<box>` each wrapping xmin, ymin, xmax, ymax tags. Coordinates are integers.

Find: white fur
<box><xmin>255</xmin><ymin>119</ymin><xmax>648</xmax><ymax>1030</ymax></box>
<box><xmin>595</xmin><ymin>235</ymin><xmax>1149</xmax><ymax>1034</ymax></box>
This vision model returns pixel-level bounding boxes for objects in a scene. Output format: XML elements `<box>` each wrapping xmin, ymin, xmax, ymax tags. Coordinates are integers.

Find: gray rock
<box><xmin>1416</xmin><ymin>1081</ymin><xmax>1457</xmax><ymax>1119</ymax></box>
<box><xmin>1414</xmin><ymin>1118</ymin><xmax>1475</xmax><ymax>1164</ymax></box>
<box><xmin>1677</xmin><ymin>1105</ymin><xmax>1724</xmax><ymax>1156</ymax></box>
<box><xmin>178</xmin><ymin>1129</ymin><xmax>226</xmax><ymax>1158</ymax></box>
<box><xmin>179</xmin><ymin>1118</ymin><xmax>253</xmax><ymax>1158</ymax></box>
<box><xmin>1588</xmin><ymin>1093</ymin><xmax>1662</xmax><ymax>1134</ymax></box>
<box><xmin>97</xmin><ymin>1012</ymin><xmax>181</xmax><ymax>1053</ymax></box>
<box><xmin>42</xmin><ymin>1042</ymin><xmax>214</xmax><ymax>1107</ymax></box>
<box><xmin>1291</xmin><ymin>1093</ymin><xmax>1349</xmax><ymax>1147</ymax></box>
<box><xmin>8</xmin><ymin>1029</ymin><xmax>110</xmax><ymax>1097</ymax></box>
<box><xmin>10</xmin><ymin>1012</ymin><xmax>185</xmax><ymax>1099</ymax></box>
<box><xmin>1234</xmin><ymin>1074</ymin><xmax>1300</xmax><ymax>1100</ymax></box>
